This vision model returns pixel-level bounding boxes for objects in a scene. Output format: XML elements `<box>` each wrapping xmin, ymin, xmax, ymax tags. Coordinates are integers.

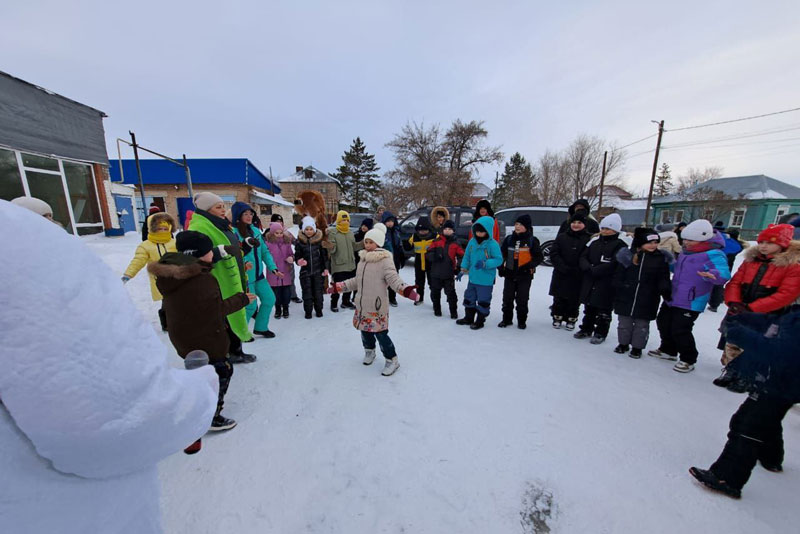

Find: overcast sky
<box><xmin>4</xmin><ymin>0</ymin><xmax>800</xmax><ymax>194</ymax></box>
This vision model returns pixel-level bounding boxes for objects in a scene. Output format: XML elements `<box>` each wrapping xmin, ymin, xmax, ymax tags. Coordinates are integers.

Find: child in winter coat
<box><xmin>430</xmin><ymin>206</ymin><xmax>450</xmax><ymax>233</ymax></box>
<box><xmin>149</xmin><ymin>231</ymin><xmax>254</xmax><ymax>431</ymax></box>
<box><xmin>655</xmin><ymin>223</ymin><xmax>682</xmax><ymax>257</ymax></box>
<box><xmin>231</xmin><ymin>202</ymin><xmax>280</xmax><ymax>338</ymax></box>
<box><xmin>612</xmin><ymin>228</ymin><xmax>673</xmax><ymax>358</ymax></box>
<box><xmin>294</xmin><ymin>216</ymin><xmax>330</xmax><ymax>319</ymax></box>
<box><xmin>408</xmin><ymin>216</ymin><xmax>437</xmax><ymax>305</ymax></box>
<box><xmin>498</xmin><ymin>214</ymin><xmax>543</xmax><ymax>329</ymax></box>
<box><xmin>574</xmin><ymin>213</ymin><xmax>627</xmax><ymax>344</ymax></box>
<box><xmin>381</xmin><ymin>211</ymin><xmax>405</xmax><ymax>306</ymax></box>
<box><xmin>325</xmin><ymin>210</ymin><xmax>364</xmax><ymax>312</ymax></box>
<box><xmin>456</xmin><ymin>216</ymin><xmax>503</xmax><ymax>330</ymax></box>
<box><xmin>123</xmin><ymin>211</ymin><xmax>177</xmax><ymax>331</ymax></box>
<box><xmin>469</xmin><ymin>200</ymin><xmax>502</xmax><ymax>242</ymax></box>
<box><xmin>265</xmin><ymin>222</ymin><xmax>296</xmax><ymax>320</ymax></box>
<box><xmin>712</xmin><ymin>223</ymin><xmax>800</xmax><ymax>391</ymax></box>
<box><xmin>328</xmin><ymin>223</ymin><xmax>420</xmax><ymax>376</ymax></box>
<box><xmin>549</xmin><ymin>212</ymin><xmax>592</xmax><ymax>330</ymax></box>
<box><xmin>425</xmin><ymin>219</ymin><xmax>465</xmax><ymax>318</ymax></box>
<box><xmin>649</xmin><ymin>219</ymin><xmax>731</xmax><ymax>373</ymax></box>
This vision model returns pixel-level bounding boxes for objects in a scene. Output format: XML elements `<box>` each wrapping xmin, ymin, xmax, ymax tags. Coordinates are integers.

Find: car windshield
<box><xmin>349</xmin><ymin>214</ymin><xmax>371</xmax><ymax>228</ymax></box>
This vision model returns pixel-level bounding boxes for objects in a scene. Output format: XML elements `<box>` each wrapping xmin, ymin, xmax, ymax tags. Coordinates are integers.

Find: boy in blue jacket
<box><xmin>455</xmin><ymin>216</ymin><xmax>503</xmax><ymax>330</ymax></box>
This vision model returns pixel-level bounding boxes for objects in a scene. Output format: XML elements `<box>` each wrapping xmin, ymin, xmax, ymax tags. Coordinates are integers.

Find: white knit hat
<box><xmin>599</xmin><ymin>213</ymin><xmax>622</xmax><ymax>233</ymax></box>
<box><xmin>11</xmin><ymin>196</ymin><xmax>53</xmax><ymax>217</ymax></box>
<box><xmin>680</xmin><ymin>219</ymin><xmax>714</xmax><ymax>242</ymax></box>
<box><xmin>364</xmin><ymin>222</ymin><xmax>386</xmax><ymax>246</ymax></box>
<box><xmin>193</xmin><ymin>192</ymin><xmax>224</xmax><ymax>211</ymax></box>
<box><xmin>301</xmin><ymin>216</ymin><xmax>317</xmax><ymax>232</ymax></box>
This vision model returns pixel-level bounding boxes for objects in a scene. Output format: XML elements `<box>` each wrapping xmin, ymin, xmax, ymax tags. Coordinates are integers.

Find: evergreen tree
<box><xmin>654</xmin><ymin>162</ymin><xmax>673</xmax><ymax>197</ymax></box>
<box><xmin>332</xmin><ymin>137</ymin><xmax>381</xmax><ymax>211</ymax></box>
<box><xmin>494</xmin><ymin>152</ymin><xmax>536</xmax><ymax>209</ymax></box>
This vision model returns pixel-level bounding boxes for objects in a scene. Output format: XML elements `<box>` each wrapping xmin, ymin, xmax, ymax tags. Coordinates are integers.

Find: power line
<box><xmin>615</xmin><ymin>133</ymin><xmax>658</xmax><ymax>150</ymax></box>
<box><xmin>661</xmin><ymin>135</ymin><xmax>800</xmax><ymax>152</ymax></box>
<box><xmin>662</xmin><ymin>125</ymin><xmax>800</xmax><ymax>149</ymax></box>
<box><xmin>666</xmin><ymin>107</ymin><xmax>800</xmax><ymax>132</ymax></box>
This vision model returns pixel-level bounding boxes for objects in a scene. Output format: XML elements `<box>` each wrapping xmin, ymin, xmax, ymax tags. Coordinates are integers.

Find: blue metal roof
<box><xmin>109</xmin><ymin>158</ymin><xmax>280</xmax><ymax>194</ymax></box>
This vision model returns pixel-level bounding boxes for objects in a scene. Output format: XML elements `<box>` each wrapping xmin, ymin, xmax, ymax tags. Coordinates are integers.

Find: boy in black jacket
<box><xmin>575</xmin><ymin>213</ymin><xmax>626</xmax><ymax>344</ymax></box>
<box><xmin>294</xmin><ymin>216</ymin><xmax>329</xmax><ymax>319</ymax></box>
<box><xmin>498</xmin><ymin>214</ymin><xmax>543</xmax><ymax>329</ymax></box>
<box><xmin>549</xmin><ymin>213</ymin><xmax>592</xmax><ymax>330</ymax></box>
<box><xmin>425</xmin><ymin>220</ymin><xmax>465</xmax><ymax>318</ymax></box>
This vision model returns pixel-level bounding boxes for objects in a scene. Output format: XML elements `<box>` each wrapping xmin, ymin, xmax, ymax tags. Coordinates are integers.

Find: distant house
<box><xmin>584</xmin><ymin>184</ymin><xmax>648</xmax><ymax>231</ymax></box>
<box><xmin>277</xmin><ymin>165</ymin><xmax>341</xmax><ymax>221</ymax></box>
<box><xmin>0</xmin><ymin>70</ymin><xmax>113</xmax><ymax>235</ymax></box>
<box><xmin>109</xmin><ymin>158</ymin><xmax>293</xmax><ymax>226</ymax></box>
<box><xmin>652</xmin><ymin>175</ymin><xmax>800</xmax><ymax>239</ymax></box>
<box><xmin>469</xmin><ymin>182</ymin><xmax>492</xmax><ymax>206</ymax></box>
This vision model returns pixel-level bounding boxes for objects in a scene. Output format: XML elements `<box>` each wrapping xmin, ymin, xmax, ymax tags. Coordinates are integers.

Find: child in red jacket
<box><xmin>425</xmin><ymin>220</ymin><xmax>465</xmax><ymax>318</ymax></box>
<box><xmin>713</xmin><ymin>223</ymin><xmax>800</xmax><ymax>392</ymax></box>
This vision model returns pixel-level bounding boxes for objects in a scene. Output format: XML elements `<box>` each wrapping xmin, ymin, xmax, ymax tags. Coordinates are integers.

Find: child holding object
<box><xmin>328</xmin><ymin>223</ymin><xmax>419</xmax><ymax>376</ymax></box>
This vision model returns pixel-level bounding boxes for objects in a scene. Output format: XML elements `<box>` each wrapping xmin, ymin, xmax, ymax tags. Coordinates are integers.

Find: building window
<box><xmin>703</xmin><ymin>208</ymin><xmax>715</xmax><ymax>221</ymax></box>
<box><xmin>729</xmin><ymin>208</ymin><xmax>746</xmax><ymax>228</ymax></box>
<box><xmin>21</xmin><ymin>152</ymin><xmax>60</xmax><ymax>172</ymax></box>
<box><xmin>64</xmin><ymin>162</ymin><xmax>101</xmax><ymax>225</ymax></box>
<box><xmin>674</xmin><ymin>210</ymin><xmax>684</xmax><ymax>223</ymax></box>
<box><xmin>775</xmin><ymin>205</ymin><xmax>791</xmax><ymax>224</ymax></box>
<box><xmin>659</xmin><ymin>210</ymin><xmax>671</xmax><ymax>224</ymax></box>
<box><xmin>135</xmin><ymin>196</ymin><xmax>166</xmax><ymax>222</ymax></box>
<box><xmin>26</xmin><ymin>170</ymin><xmax>74</xmax><ymax>233</ymax></box>
<box><xmin>0</xmin><ymin>148</ymin><xmax>24</xmax><ymax>200</ymax></box>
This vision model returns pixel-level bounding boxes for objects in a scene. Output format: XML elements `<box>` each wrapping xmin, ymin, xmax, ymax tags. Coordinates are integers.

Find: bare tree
<box><xmin>676</xmin><ymin>166</ymin><xmax>724</xmax><ymax>194</ymax></box>
<box><xmin>533</xmin><ymin>150</ymin><xmax>569</xmax><ymax>205</ymax></box>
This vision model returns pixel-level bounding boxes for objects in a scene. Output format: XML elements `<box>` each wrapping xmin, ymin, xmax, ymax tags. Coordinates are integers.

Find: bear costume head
<box><xmin>294</xmin><ymin>190</ymin><xmax>328</xmax><ymax>232</ymax></box>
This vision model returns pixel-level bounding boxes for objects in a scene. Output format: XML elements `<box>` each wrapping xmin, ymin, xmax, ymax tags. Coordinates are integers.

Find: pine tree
<box><xmin>332</xmin><ymin>137</ymin><xmax>381</xmax><ymax>211</ymax></box>
<box><xmin>494</xmin><ymin>152</ymin><xmax>536</xmax><ymax>209</ymax></box>
<box><xmin>654</xmin><ymin>162</ymin><xmax>673</xmax><ymax>197</ymax></box>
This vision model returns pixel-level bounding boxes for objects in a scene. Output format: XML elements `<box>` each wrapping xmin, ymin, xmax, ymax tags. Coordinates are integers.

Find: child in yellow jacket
<box><xmin>122</xmin><ymin>212</ymin><xmax>177</xmax><ymax>330</ymax></box>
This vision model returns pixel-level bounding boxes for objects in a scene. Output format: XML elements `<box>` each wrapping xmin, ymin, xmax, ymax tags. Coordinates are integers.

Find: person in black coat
<box><xmin>612</xmin><ymin>228</ymin><xmax>673</xmax><ymax>357</ymax></box>
<box><xmin>294</xmin><ymin>217</ymin><xmax>329</xmax><ymax>319</ymax></box>
<box><xmin>498</xmin><ymin>214</ymin><xmax>543</xmax><ymax>329</ymax></box>
<box><xmin>575</xmin><ymin>213</ymin><xmax>626</xmax><ymax>344</ymax></box>
<box><xmin>558</xmin><ymin>199</ymin><xmax>600</xmax><ymax>235</ymax></box>
<box><xmin>549</xmin><ymin>213</ymin><xmax>592</xmax><ymax>330</ymax></box>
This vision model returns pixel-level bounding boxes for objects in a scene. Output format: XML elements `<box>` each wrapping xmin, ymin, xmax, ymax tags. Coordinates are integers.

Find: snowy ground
<box><xmin>86</xmin><ymin>232</ymin><xmax>800</xmax><ymax>534</ymax></box>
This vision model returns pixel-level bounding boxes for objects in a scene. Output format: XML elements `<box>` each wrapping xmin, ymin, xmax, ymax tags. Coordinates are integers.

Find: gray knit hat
<box><xmin>193</xmin><ymin>192</ymin><xmax>224</xmax><ymax>211</ymax></box>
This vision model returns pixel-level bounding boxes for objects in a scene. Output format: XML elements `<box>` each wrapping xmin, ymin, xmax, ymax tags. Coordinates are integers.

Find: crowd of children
<box><xmin>121</xmin><ymin>191</ymin><xmax>799</xmax><ymax>500</ymax></box>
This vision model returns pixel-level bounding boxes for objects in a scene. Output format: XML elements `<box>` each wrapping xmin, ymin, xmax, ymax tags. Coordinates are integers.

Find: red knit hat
<box><xmin>757</xmin><ymin>224</ymin><xmax>794</xmax><ymax>249</ymax></box>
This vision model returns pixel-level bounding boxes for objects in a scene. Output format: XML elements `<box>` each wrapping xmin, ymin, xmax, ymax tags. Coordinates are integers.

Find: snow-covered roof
<box><xmin>653</xmin><ymin>175</ymin><xmax>800</xmax><ymax>204</ymax></box>
<box><xmin>603</xmin><ymin>197</ymin><xmax>649</xmax><ymax>210</ymax></box>
<box><xmin>472</xmin><ymin>182</ymin><xmax>491</xmax><ymax>196</ymax></box>
<box><xmin>278</xmin><ymin>165</ymin><xmax>341</xmax><ymax>185</ymax></box>
<box><xmin>250</xmin><ymin>189</ymin><xmax>295</xmax><ymax>207</ymax></box>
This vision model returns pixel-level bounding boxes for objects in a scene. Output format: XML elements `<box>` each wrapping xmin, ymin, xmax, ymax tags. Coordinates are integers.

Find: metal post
<box><xmin>183</xmin><ymin>154</ymin><xmax>194</xmax><ymax>199</ymax></box>
<box><xmin>269</xmin><ymin>166</ymin><xmax>275</xmax><ymax>195</ymax></box>
<box><xmin>130</xmin><ymin>131</ymin><xmax>148</xmax><ymax>220</ymax></box>
<box><xmin>598</xmin><ymin>150</ymin><xmax>607</xmax><ymax>213</ymax></box>
<box><xmin>644</xmin><ymin>120</ymin><xmax>665</xmax><ymax>226</ymax></box>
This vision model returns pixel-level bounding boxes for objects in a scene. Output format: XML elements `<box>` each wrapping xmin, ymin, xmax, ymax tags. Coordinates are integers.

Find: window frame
<box><xmin>728</xmin><ymin>207</ymin><xmax>747</xmax><ymax>228</ymax></box>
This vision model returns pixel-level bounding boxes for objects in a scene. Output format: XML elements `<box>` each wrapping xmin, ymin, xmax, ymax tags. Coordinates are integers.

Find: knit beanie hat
<box><xmin>301</xmin><ymin>216</ymin><xmax>316</xmax><ymax>232</ymax></box>
<box><xmin>270</xmin><ymin>213</ymin><xmax>284</xmax><ymax>223</ymax></box>
<box><xmin>599</xmin><ymin>213</ymin><xmax>622</xmax><ymax>233</ymax></box>
<box><xmin>361</xmin><ymin>218</ymin><xmax>374</xmax><ymax>230</ymax></box>
<box><xmin>364</xmin><ymin>222</ymin><xmax>386</xmax><ymax>246</ymax></box>
<box><xmin>570</xmin><ymin>212</ymin><xmax>587</xmax><ymax>224</ymax></box>
<box><xmin>176</xmin><ymin>230</ymin><xmax>213</xmax><ymax>258</ymax></box>
<box><xmin>148</xmin><ymin>203</ymin><xmax>160</xmax><ymax>215</ymax></box>
<box><xmin>193</xmin><ymin>192</ymin><xmax>224</xmax><ymax>211</ymax></box>
<box><xmin>515</xmin><ymin>214</ymin><xmax>533</xmax><ymax>233</ymax></box>
<box><xmin>11</xmin><ymin>196</ymin><xmax>53</xmax><ymax>217</ymax></box>
<box><xmin>443</xmin><ymin>219</ymin><xmax>455</xmax><ymax>230</ymax></box>
<box><xmin>757</xmin><ymin>224</ymin><xmax>794</xmax><ymax>249</ymax></box>
<box><xmin>680</xmin><ymin>219</ymin><xmax>714</xmax><ymax>242</ymax></box>
<box><xmin>632</xmin><ymin>227</ymin><xmax>660</xmax><ymax>249</ymax></box>
<box><xmin>269</xmin><ymin>222</ymin><xmax>284</xmax><ymax>234</ymax></box>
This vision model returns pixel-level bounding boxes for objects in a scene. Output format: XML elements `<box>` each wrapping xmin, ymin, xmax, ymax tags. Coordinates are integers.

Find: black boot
<box><xmin>456</xmin><ymin>308</ymin><xmax>476</xmax><ymax>326</ymax></box>
<box><xmin>470</xmin><ymin>312</ymin><xmax>486</xmax><ymax>330</ymax></box>
<box><xmin>497</xmin><ymin>316</ymin><xmax>512</xmax><ymax>328</ymax></box>
<box><xmin>713</xmin><ymin>368</ymin><xmax>736</xmax><ymax>388</ymax></box>
<box><xmin>432</xmin><ymin>299</ymin><xmax>442</xmax><ymax>317</ymax></box>
<box><xmin>689</xmin><ymin>467</ymin><xmax>741</xmax><ymax>499</ymax></box>
<box><xmin>283</xmin><ymin>305</ymin><xmax>290</xmax><ymax>318</ymax></box>
<box><xmin>449</xmin><ymin>302</ymin><xmax>458</xmax><ymax>319</ymax></box>
<box><xmin>517</xmin><ymin>316</ymin><xmax>527</xmax><ymax>330</ymax></box>
<box><xmin>275</xmin><ymin>307</ymin><xmax>282</xmax><ymax>320</ymax></box>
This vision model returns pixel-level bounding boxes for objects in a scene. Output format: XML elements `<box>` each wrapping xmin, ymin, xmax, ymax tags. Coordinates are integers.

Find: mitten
<box><xmin>326</xmin><ymin>282</ymin><xmax>344</xmax><ymax>294</ymax></box>
<box><xmin>456</xmin><ymin>271</ymin><xmax>465</xmax><ymax>282</ymax></box>
<box><xmin>726</xmin><ymin>302</ymin><xmax>749</xmax><ymax>315</ymax></box>
<box><xmin>497</xmin><ymin>267</ymin><xmax>505</xmax><ymax>278</ymax></box>
<box><xmin>121</xmin><ymin>275</ymin><xmax>131</xmax><ymax>283</ymax></box>
<box><xmin>402</xmin><ymin>285</ymin><xmax>420</xmax><ymax>301</ymax></box>
<box><xmin>296</xmin><ymin>258</ymin><xmax>308</xmax><ymax>267</ymax></box>
<box><xmin>475</xmin><ymin>259</ymin><xmax>485</xmax><ymax>270</ymax></box>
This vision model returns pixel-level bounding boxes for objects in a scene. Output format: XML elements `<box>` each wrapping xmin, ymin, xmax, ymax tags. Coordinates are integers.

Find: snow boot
<box><xmin>614</xmin><ymin>344</ymin><xmax>629</xmax><ymax>354</ymax></box>
<box><xmin>331</xmin><ymin>303</ymin><xmax>339</xmax><ymax>313</ymax></box>
<box><xmin>573</xmin><ymin>330</ymin><xmax>592</xmax><ymax>339</ymax></box>
<box><xmin>432</xmin><ymin>299</ymin><xmax>442</xmax><ymax>317</ymax></box>
<box><xmin>648</xmin><ymin>348</ymin><xmax>677</xmax><ymax>361</ymax></box>
<box><xmin>497</xmin><ymin>319</ymin><xmax>512</xmax><ymax>328</ymax></box>
<box><xmin>726</xmin><ymin>378</ymin><xmax>749</xmax><ymax>394</ymax></box>
<box><xmin>629</xmin><ymin>348</ymin><xmax>643</xmax><ymax>359</ymax></box>
<box><xmin>673</xmin><ymin>361</ymin><xmax>695</xmax><ymax>373</ymax></box>
<box><xmin>381</xmin><ymin>357</ymin><xmax>400</xmax><ymax>376</ymax></box>
<box><xmin>456</xmin><ymin>308</ymin><xmax>476</xmax><ymax>326</ymax></box>
<box><xmin>363</xmin><ymin>348</ymin><xmax>377</xmax><ymax>366</ymax></box>
<box><xmin>274</xmin><ymin>308</ymin><xmax>282</xmax><ymax>320</ymax></box>
<box><xmin>517</xmin><ymin>320</ymin><xmax>526</xmax><ymax>330</ymax></box>
<box><xmin>209</xmin><ymin>415</ymin><xmax>237</xmax><ymax>432</ymax></box>
<box><xmin>449</xmin><ymin>302</ymin><xmax>459</xmax><ymax>319</ymax></box>
<box><xmin>229</xmin><ymin>351</ymin><xmax>257</xmax><ymax>364</ymax></box>
<box><xmin>590</xmin><ymin>335</ymin><xmax>606</xmax><ymax>345</ymax></box>
<box><xmin>183</xmin><ymin>438</ymin><xmax>202</xmax><ymax>455</ymax></box>
<box><xmin>316</xmin><ymin>310</ymin><xmax>323</xmax><ymax>318</ymax></box>
<box><xmin>470</xmin><ymin>312</ymin><xmax>487</xmax><ymax>330</ymax></box>
<box><xmin>689</xmin><ymin>467</ymin><xmax>741</xmax><ymax>499</ymax></box>
<box><xmin>713</xmin><ymin>368</ymin><xmax>736</xmax><ymax>388</ymax></box>
<box><xmin>292</xmin><ymin>296</ymin><xmax>303</xmax><ymax>304</ymax></box>
<box><xmin>760</xmin><ymin>461</ymin><xmax>783</xmax><ymax>473</ymax></box>
<box><xmin>283</xmin><ymin>305</ymin><xmax>290</xmax><ymax>318</ymax></box>
<box><xmin>565</xmin><ymin>318</ymin><xmax>577</xmax><ymax>331</ymax></box>
<box><xmin>254</xmin><ymin>329</ymin><xmax>276</xmax><ymax>338</ymax></box>
<box><xmin>305</xmin><ymin>311</ymin><xmax>313</xmax><ymax>319</ymax></box>
<box><xmin>552</xmin><ymin>315</ymin><xmax>563</xmax><ymax>329</ymax></box>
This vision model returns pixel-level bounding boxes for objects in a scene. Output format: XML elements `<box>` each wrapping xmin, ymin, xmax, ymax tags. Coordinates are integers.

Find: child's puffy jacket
<box><xmin>725</xmin><ymin>241</ymin><xmax>800</xmax><ymax>313</ymax></box>
<box><xmin>461</xmin><ymin>216</ymin><xmax>503</xmax><ymax>286</ymax></box>
<box><xmin>265</xmin><ymin>231</ymin><xmax>295</xmax><ymax>287</ymax></box>
<box><xmin>426</xmin><ymin>234</ymin><xmax>465</xmax><ymax>279</ymax></box>
<box><xmin>667</xmin><ymin>230</ymin><xmax>730</xmax><ymax>312</ymax></box>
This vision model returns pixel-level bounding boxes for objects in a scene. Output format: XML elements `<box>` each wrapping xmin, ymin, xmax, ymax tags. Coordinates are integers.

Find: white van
<box><xmin>494</xmin><ymin>206</ymin><xmax>570</xmax><ymax>267</ymax></box>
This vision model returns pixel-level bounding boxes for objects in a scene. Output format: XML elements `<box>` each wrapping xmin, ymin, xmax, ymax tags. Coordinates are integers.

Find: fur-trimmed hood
<box><xmin>358</xmin><ymin>248</ymin><xmax>392</xmax><ymax>263</ymax></box>
<box><xmin>616</xmin><ymin>246</ymin><xmax>675</xmax><ymax>268</ymax></box>
<box><xmin>147</xmin><ymin>212</ymin><xmax>176</xmax><ymax>232</ymax></box>
<box><xmin>296</xmin><ymin>229</ymin><xmax>324</xmax><ymax>245</ymax></box>
<box><xmin>741</xmin><ymin>240</ymin><xmax>800</xmax><ymax>267</ymax></box>
<box><xmin>430</xmin><ymin>206</ymin><xmax>450</xmax><ymax>225</ymax></box>
<box><xmin>147</xmin><ymin>254</ymin><xmax>211</xmax><ymax>280</ymax></box>
<box><xmin>265</xmin><ymin>229</ymin><xmax>294</xmax><ymax>244</ymax></box>
<box><xmin>659</xmin><ymin>231</ymin><xmax>678</xmax><ymax>241</ymax></box>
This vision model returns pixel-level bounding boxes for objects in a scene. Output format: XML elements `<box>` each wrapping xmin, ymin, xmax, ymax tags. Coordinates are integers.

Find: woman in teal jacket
<box><xmin>455</xmin><ymin>215</ymin><xmax>503</xmax><ymax>330</ymax></box>
<box><xmin>231</xmin><ymin>202</ymin><xmax>279</xmax><ymax>338</ymax></box>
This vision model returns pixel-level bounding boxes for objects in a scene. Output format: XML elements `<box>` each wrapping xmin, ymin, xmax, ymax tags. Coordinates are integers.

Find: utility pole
<box><xmin>644</xmin><ymin>120</ymin><xmax>665</xmax><ymax>226</ymax></box>
<box><xmin>598</xmin><ymin>150</ymin><xmax>607</xmax><ymax>213</ymax></box>
<box><xmin>129</xmin><ymin>131</ymin><xmax>147</xmax><ymax>219</ymax></box>
<box><xmin>182</xmin><ymin>154</ymin><xmax>194</xmax><ymax>200</ymax></box>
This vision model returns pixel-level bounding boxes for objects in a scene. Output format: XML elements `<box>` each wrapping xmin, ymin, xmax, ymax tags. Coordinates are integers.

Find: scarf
<box><xmin>148</xmin><ymin>227</ymin><xmax>172</xmax><ymax>244</ymax></box>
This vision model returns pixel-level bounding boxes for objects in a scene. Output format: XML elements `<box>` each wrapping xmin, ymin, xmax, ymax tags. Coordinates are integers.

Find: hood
<box><xmin>266</xmin><ymin>229</ymin><xmax>294</xmax><ymax>244</ymax></box>
<box><xmin>430</xmin><ymin>206</ymin><xmax>450</xmax><ymax>225</ymax></box>
<box><xmin>230</xmin><ymin>201</ymin><xmax>255</xmax><ymax>224</ymax></box>
<box><xmin>415</xmin><ymin>216</ymin><xmax>434</xmax><ymax>234</ymax></box>
<box><xmin>148</xmin><ymin>253</ymin><xmax>211</xmax><ymax>294</ymax></box>
<box><xmin>659</xmin><ymin>231</ymin><xmax>678</xmax><ymax>241</ymax></box>
<box><xmin>360</xmin><ymin>218</ymin><xmax>374</xmax><ymax>231</ymax></box>
<box><xmin>473</xmin><ymin>199</ymin><xmax>494</xmax><ymax>218</ymax></box>
<box><xmin>709</xmin><ymin>229</ymin><xmax>726</xmax><ymax>249</ymax></box>
<box><xmin>616</xmin><ymin>247</ymin><xmax>675</xmax><ymax>268</ymax></box>
<box><xmin>472</xmin><ymin>215</ymin><xmax>495</xmax><ymax>237</ymax></box>
<box><xmin>742</xmin><ymin>240</ymin><xmax>800</xmax><ymax>267</ymax></box>
<box><xmin>297</xmin><ymin>229</ymin><xmax>324</xmax><ymax>245</ymax></box>
<box><xmin>381</xmin><ymin>210</ymin><xmax>398</xmax><ymax>225</ymax></box>
<box><xmin>147</xmin><ymin>212</ymin><xmax>176</xmax><ymax>233</ymax></box>
<box><xmin>568</xmin><ymin>199</ymin><xmax>591</xmax><ymax>216</ymax></box>
<box><xmin>358</xmin><ymin>248</ymin><xmax>392</xmax><ymax>263</ymax></box>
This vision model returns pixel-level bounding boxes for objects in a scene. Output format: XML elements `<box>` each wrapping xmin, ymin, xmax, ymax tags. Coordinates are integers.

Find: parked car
<box><xmin>348</xmin><ymin>212</ymin><xmax>374</xmax><ymax>233</ymax></box>
<box><xmin>494</xmin><ymin>206</ymin><xmax>570</xmax><ymax>267</ymax></box>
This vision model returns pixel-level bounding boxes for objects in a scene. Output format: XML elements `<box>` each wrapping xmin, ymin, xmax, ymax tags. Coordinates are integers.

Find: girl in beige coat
<box><xmin>328</xmin><ymin>223</ymin><xmax>419</xmax><ymax>376</ymax></box>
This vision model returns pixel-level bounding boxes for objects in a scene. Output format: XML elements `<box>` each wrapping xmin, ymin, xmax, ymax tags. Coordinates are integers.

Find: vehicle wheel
<box><xmin>541</xmin><ymin>241</ymin><xmax>555</xmax><ymax>267</ymax></box>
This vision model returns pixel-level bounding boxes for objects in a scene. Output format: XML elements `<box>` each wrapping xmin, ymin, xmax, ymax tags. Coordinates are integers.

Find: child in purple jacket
<box><xmin>265</xmin><ymin>222</ymin><xmax>295</xmax><ymax>319</ymax></box>
<box><xmin>648</xmin><ymin>219</ymin><xmax>731</xmax><ymax>373</ymax></box>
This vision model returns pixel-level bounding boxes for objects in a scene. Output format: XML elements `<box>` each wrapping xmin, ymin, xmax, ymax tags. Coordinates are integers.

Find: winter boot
<box><xmin>209</xmin><ymin>415</ymin><xmax>237</xmax><ymax>432</ymax></box>
<box><xmin>573</xmin><ymin>330</ymin><xmax>592</xmax><ymax>339</ymax></box>
<box><xmin>228</xmin><ymin>350</ymin><xmax>257</xmax><ymax>364</ymax></box>
<box><xmin>449</xmin><ymin>302</ymin><xmax>459</xmax><ymax>319</ymax></box>
<box><xmin>283</xmin><ymin>305</ymin><xmax>290</xmax><ymax>318</ymax></box>
<box><xmin>673</xmin><ymin>361</ymin><xmax>695</xmax><ymax>373</ymax></box>
<box><xmin>629</xmin><ymin>348</ymin><xmax>643</xmax><ymax>359</ymax></box>
<box><xmin>713</xmin><ymin>368</ymin><xmax>736</xmax><ymax>388</ymax></box>
<box><xmin>726</xmin><ymin>378</ymin><xmax>749</xmax><ymax>394</ymax></box>
<box><xmin>305</xmin><ymin>311</ymin><xmax>313</xmax><ymax>319</ymax></box>
<box><xmin>614</xmin><ymin>344</ymin><xmax>630</xmax><ymax>354</ymax></box>
<box><xmin>689</xmin><ymin>467</ymin><xmax>741</xmax><ymax>499</ymax></box>
<box><xmin>590</xmin><ymin>335</ymin><xmax>606</xmax><ymax>345</ymax></box>
<box><xmin>432</xmin><ymin>298</ymin><xmax>442</xmax><ymax>317</ymax></box>
<box><xmin>760</xmin><ymin>461</ymin><xmax>783</xmax><ymax>473</ymax></box>
<box><xmin>565</xmin><ymin>318</ymin><xmax>577</xmax><ymax>331</ymax></box>
<box><xmin>470</xmin><ymin>312</ymin><xmax>487</xmax><ymax>330</ymax></box>
<box><xmin>316</xmin><ymin>310</ymin><xmax>324</xmax><ymax>318</ymax></box>
<box><xmin>456</xmin><ymin>308</ymin><xmax>476</xmax><ymax>326</ymax></box>
<box><xmin>363</xmin><ymin>348</ymin><xmax>377</xmax><ymax>366</ymax></box>
<box><xmin>381</xmin><ymin>357</ymin><xmax>400</xmax><ymax>376</ymax></box>
<box><xmin>552</xmin><ymin>315</ymin><xmax>563</xmax><ymax>329</ymax></box>
<box><xmin>648</xmin><ymin>348</ymin><xmax>677</xmax><ymax>361</ymax></box>
<box><xmin>517</xmin><ymin>315</ymin><xmax>527</xmax><ymax>330</ymax></box>
<box><xmin>274</xmin><ymin>307</ymin><xmax>282</xmax><ymax>320</ymax></box>
<box><xmin>183</xmin><ymin>438</ymin><xmax>202</xmax><ymax>455</ymax></box>
<box><xmin>254</xmin><ymin>329</ymin><xmax>276</xmax><ymax>338</ymax></box>
<box><xmin>331</xmin><ymin>303</ymin><xmax>339</xmax><ymax>313</ymax></box>
<box><xmin>497</xmin><ymin>319</ymin><xmax>512</xmax><ymax>328</ymax></box>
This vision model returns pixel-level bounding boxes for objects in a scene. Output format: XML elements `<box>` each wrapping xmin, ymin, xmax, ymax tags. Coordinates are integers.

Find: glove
<box><xmin>244</xmin><ymin>236</ymin><xmax>259</xmax><ymax>249</ymax></box>
<box><xmin>326</xmin><ymin>282</ymin><xmax>345</xmax><ymax>294</ymax></box>
<box><xmin>456</xmin><ymin>270</ymin><xmax>465</xmax><ymax>282</ymax></box>
<box><xmin>402</xmin><ymin>285</ymin><xmax>420</xmax><ymax>302</ymax></box>
<box><xmin>296</xmin><ymin>258</ymin><xmax>308</xmax><ymax>267</ymax></box>
<box><xmin>475</xmin><ymin>259</ymin><xmax>485</xmax><ymax>270</ymax></box>
<box><xmin>121</xmin><ymin>275</ymin><xmax>131</xmax><ymax>283</ymax></box>
<box><xmin>497</xmin><ymin>267</ymin><xmax>505</xmax><ymax>278</ymax></box>
<box><xmin>727</xmin><ymin>302</ymin><xmax>749</xmax><ymax>315</ymax></box>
